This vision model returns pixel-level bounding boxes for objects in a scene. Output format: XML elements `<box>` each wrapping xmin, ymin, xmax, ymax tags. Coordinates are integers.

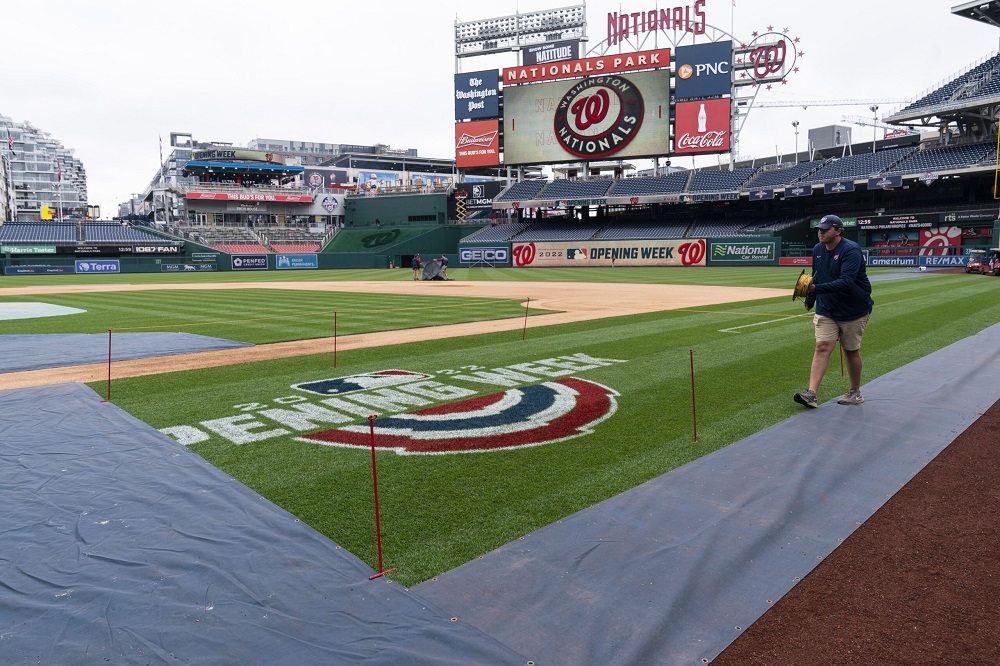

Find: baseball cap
<box><xmin>817</xmin><ymin>214</ymin><xmax>844</xmax><ymax>230</ymax></box>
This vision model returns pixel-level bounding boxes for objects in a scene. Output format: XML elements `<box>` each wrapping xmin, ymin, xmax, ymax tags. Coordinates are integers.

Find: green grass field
<box><xmin>5</xmin><ymin>267</ymin><xmax>999</xmax><ymax>587</ymax></box>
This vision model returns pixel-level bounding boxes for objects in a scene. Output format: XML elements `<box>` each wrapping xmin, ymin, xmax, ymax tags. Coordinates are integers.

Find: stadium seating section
<box><xmin>898</xmin><ymin>53</ymin><xmax>1000</xmax><ymax>114</ymax></box>
<box><xmin>536</xmin><ymin>179</ymin><xmax>614</xmax><ymax>200</ymax></box>
<box><xmin>461</xmin><ymin>222</ymin><xmax>531</xmax><ymax>243</ymax></box>
<box><xmin>802</xmin><ymin>147</ymin><xmax>917</xmax><ymax>183</ymax></box>
<box><xmin>888</xmin><ymin>143</ymin><xmax>993</xmax><ymax>173</ymax></box>
<box><xmin>688</xmin><ymin>167</ymin><xmax>759</xmax><ymax>192</ymax></box>
<box><xmin>744</xmin><ymin>161</ymin><xmax>828</xmax><ymax>189</ymax></box>
<box><xmin>511</xmin><ymin>221</ymin><xmax>604</xmax><ymax>242</ymax></box>
<box><xmin>495</xmin><ymin>180</ymin><xmax>548</xmax><ymax>201</ymax></box>
<box><xmin>607</xmin><ymin>172</ymin><xmax>690</xmax><ymax>196</ymax></box>
<box><xmin>593</xmin><ymin>221</ymin><xmax>690</xmax><ymax>239</ymax></box>
<box><xmin>0</xmin><ymin>222</ymin><xmax>77</xmax><ymax>243</ymax></box>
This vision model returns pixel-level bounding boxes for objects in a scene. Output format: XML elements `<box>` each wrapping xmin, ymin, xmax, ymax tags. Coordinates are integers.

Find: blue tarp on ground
<box><xmin>0</xmin><ymin>383</ymin><xmax>527</xmax><ymax>665</ymax></box>
<box><xmin>0</xmin><ymin>332</ymin><xmax>253</xmax><ymax>373</ymax></box>
<box><xmin>2</xmin><ymin>323</ymin><xmax>998</xmax><ymax>664</ymax></box>
<box><xmin>415</xmin><ymin>322</ymin><xmax>1000</xmax><ymax>665</ymax></box>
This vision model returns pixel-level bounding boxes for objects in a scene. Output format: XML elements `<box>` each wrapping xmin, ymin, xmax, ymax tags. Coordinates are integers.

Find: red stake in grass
<box><xmin>367</xmin><ymin>414</ymin><xmax>396</xmax><ymax>580</ymax></box>
<box><xmin>690</xmin><ymin>349</ymin><xmax>698</xmax><ymax>443</ymax></box>
<box><xmin>102</xmin><ymin>328</ymin><xmax>113</xmax><ymax>402</ymax></box>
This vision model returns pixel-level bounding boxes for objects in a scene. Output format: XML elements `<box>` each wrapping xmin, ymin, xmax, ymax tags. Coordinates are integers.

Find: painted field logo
<box><xmin>298</xmin><ymin>377</ymin><xmax>619</xmax><ymax>455</ymax></box>
<box><xmin>294</xmin><ymin>370</ymin><xmax>433</xmax><ymax>396</ymax></box>
<box><xmin>710</xmin><ymin>242</ymin><xmax>775</xmax><ymax>263</ymax></box>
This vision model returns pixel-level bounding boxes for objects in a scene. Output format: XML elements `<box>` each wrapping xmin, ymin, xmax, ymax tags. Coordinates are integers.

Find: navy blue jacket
<box><xmin>812</xmin><ymin>237</ymin><xmax>873</xmax><ymax>320</ymax></box>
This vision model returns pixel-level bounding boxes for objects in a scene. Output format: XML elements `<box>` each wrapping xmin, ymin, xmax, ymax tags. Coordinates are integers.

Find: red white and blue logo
<box><xmin>298</xmin><ymin>377</ymin><xmax>618</xmax><ymax>455</ymax></box>
<box><xmin>293</xmin><ymin>370</ymin><xmax>432</xmax><ymax>396</ymax></box>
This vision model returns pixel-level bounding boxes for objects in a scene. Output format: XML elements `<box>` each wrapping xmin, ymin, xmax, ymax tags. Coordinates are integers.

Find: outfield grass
<box><xmin>7</xmin><ymin>267</ymin><xmax>998</xmax><ymax>587</ymax></box>
<box><xmin>0</xmin><ymin>289</ymin><xmax>547</xmax><ymax>343</ymax></box>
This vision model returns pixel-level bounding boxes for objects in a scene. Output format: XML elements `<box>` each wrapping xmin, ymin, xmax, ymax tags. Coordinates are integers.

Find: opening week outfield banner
<box><xmin>511</xmin><ymin>238</ymin><xmax>781</xmax><ymax>267</ymax></box>
<box><xmin>512</xmin><ymin>239</ymin><xmax>708</xmax><ymax>267</ymax></box>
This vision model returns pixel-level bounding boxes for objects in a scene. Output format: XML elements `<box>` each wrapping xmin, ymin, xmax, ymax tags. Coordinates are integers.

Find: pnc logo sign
<box><xmin>674</xmin><ymin>40</ymin><xmax>733</xmax><ymax>99</ymax></box>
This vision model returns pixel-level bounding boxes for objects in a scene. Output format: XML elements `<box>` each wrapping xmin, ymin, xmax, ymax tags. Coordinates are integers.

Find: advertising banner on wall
<box><xmin>455</xmin><ymin>120</ymin><xmax>500</xmax><ymax>168</ymax></box>
<box><xmin>75</xmin><ymin>259</ymin><xmax>120</xmax><ymax>274</ymax></box>
<box><xmin>823</xmin><ymin>180</ymin><xmax>855</xmax><ymax>194</ymax></box>
<box><xmin>186</xmin><ymin>192</ymin><xmax>313</xmax><ymax>203</ymax></box>
<box><xmin>303</xmin><ymin>167</ymin><xmax>350</xmax><ymax>190</ymax></box>
<box><xmin>522</xmin><ymin>40</ymin><xmax>581</xmax><ymax>66</ymax></box>
<box><xmin>674</xmin><ymin>41</ymin><xmax>732</xmax><ymax>100</ymax></box>
<box><xmin>673</xmin><ymin>98</ymin><xmax>730</xmax><ymax>155</ymax></box>
<box><xmin>867</xmin><ymin>175</ymin><xmax>903</xmax><ymax>190</ymax></box>
<box><xmin>511</xmin><ymin>238</ymin><xmax>706</xmax><ymax>267</ymax></box>
<box><xmin>276</xmin><ymin>253</ymin><xmax>319</xmax><ymax>270</ymax></box>
<box><xmin>707</xmin><ymin>239</ymin><xmax>779</xmax><ymax>265</ymax></box>
<box><xmin>456</xmin><ymin>181</ymin><xmax>505</xmax><ymax>209</ymax></box>
<box><xmin>231</xmin><ymin>254</ymin><xmax>268</xmax><ymax>270</ymax></box>
<box><xmin>454</xmin><ymin>70</ymin><xmax>500</xmax><ymax>121</ymax></box>
<box><xmin>503</xmin><ymin>70</ymin><xmax>671</xmax><ymax>165</ymax></box>
<box><xmin>857</xmin><ymin>212</ymin><xmax>936</xmax><ymax>229</ymax></box>
<box><xmin>458</xmin><ymin>246</ymin><xmax>511</xmax><ymax>266</ymax></box>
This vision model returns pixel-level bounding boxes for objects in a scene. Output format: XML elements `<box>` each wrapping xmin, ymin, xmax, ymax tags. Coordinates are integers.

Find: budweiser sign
<box><xmin>455</xmin><ymin>120</ymin><xmax>500</xmax><ymax>168</ymax></box>
<box><xmin>673</xmin><ymin>98</ymin><xmax>730</xmax><ymax>155</ymax></box>
<box><xmin>457</xmin><ymin>130</ymin><xmax>498</xmax><ymax>148</ymax></box>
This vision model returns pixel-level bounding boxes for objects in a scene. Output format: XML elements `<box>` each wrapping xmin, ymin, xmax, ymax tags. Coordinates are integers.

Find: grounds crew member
<box><xmin>411</xmin><ymin>253</ymin><xmax>422</xmax><ymax>281</ymax></box>
<box><xmin>793</xmin><ymin>214</ymin><xmax>874</xmax><ymax>409</ymax></box>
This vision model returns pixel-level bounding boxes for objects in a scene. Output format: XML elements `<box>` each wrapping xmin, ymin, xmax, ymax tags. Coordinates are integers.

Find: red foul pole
<box><xmin>690</xmin><ymin>349</ymin><xmax>698</xmax><ymax>443</ymax></box>
<box><xmin>522</xmin><ymin>297</ymin><xmax>530</xmax><ymax>341</ymax></box>
<box><xmin>103</xmin><ymin>328</ymin><xmax>113</xmax><ymax>402</ymax></box>
<box><xmin>367</xmin><ymin>414</ymin><xmax>395</xmax><ymax>580</ymax></box>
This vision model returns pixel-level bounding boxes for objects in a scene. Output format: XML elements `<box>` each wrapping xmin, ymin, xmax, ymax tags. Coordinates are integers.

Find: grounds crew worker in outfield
<box><xmin>794</xmin><ymin>214</ymin><xmax>874</xmax><ymax>409</ymax></box>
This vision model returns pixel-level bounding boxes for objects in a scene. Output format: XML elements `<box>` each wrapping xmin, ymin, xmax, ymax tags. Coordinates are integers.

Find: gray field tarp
<box><xmin>415</xmin><ymin>322</ymin><xmax>1000</xmax><ymax>664</ymax></box>
<box><xmin>0</xmin><ymin>383</ymin><xmax>527</xmax><ymax>664</ymax></box>
<box><xmin>0</xmin><ymin>332</ymin><xmax>252</xmax><ymax>373</ymax></box>
<box><xmin>2</xmin><ymin>322</ymin><xmax>998</xmax><ymax>664</ymax></box>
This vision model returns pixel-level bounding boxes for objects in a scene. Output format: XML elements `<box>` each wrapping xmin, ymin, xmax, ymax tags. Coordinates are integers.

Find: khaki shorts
<box><xmin>814</xmin><ymin>314</ymin><xmax>870</xmax><ymax>351</ymax></box>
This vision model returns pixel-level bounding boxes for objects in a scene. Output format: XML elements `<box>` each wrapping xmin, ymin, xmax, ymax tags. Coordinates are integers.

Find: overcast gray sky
<box><xmin>3</xmin><ymin>0</ymin><xmax>997</xmax><ymax>217</ymax></box>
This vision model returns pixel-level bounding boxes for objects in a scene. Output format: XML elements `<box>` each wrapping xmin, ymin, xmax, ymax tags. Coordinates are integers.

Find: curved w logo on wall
<box><xmin>299</xmin><ymin>378</ymin><xmax>619</xmax><ymax>455</ymax></box>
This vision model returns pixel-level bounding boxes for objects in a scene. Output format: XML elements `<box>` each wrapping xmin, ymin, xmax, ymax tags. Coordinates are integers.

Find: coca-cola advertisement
<box><xmin>455</xmin><ymin>119</ymin><xmax>500</xmax><ymax>168</ymax></box>
<box><xmin>673</xmin><ymin>98</ymin><xmax>731</xmax><ymax>155</ymax></box>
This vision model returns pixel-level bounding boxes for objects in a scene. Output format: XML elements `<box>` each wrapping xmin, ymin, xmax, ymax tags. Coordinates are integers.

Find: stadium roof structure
<box><xmin>951</xmin><ymin>0</ymin><xmax>1000</xmax><ymax>28</ymax></box>
<box><xmin>182</xmin><ymin>161</ymin><xmax>304</xmax><ymax>173</ymax></box>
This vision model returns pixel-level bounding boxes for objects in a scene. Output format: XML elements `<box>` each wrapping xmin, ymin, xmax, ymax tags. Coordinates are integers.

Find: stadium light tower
<box><xmin>792</xmin><ymin>121</ymin><xmax>800</xmax><ymax>165</ymax></box>
<box><xmin>870</xmin><ymin>105</ymin><xmax>879</xmax><ymax>153</ymax></box>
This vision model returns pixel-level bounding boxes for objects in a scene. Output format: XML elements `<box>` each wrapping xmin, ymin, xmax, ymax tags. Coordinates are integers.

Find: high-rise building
<box><xmin>0</xmin><ymin>114</ymin><xmax>88</xmax><ymax>221</ymax></box>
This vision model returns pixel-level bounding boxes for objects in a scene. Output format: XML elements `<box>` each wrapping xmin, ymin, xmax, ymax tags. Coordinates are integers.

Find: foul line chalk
<box><xmin>719</xmin><ymin>314</ymin><xmax>810</xmax><ymax>333</ymax></box>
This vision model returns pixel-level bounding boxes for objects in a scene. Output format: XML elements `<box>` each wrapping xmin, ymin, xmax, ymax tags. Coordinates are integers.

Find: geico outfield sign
<box><xmin>708</xmin><ymin>241</ymin><xmax>777</xmax><ymax>264</ymax></box>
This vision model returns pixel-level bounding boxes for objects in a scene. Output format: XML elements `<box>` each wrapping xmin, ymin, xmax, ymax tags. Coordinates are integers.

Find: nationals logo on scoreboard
<box><xmin>674</xmin><ymin>98</ymin><xmax>730</xmax><ymax>155</ymax></box>
<box><xmin>554</xmin><ymin>75</ymin><xmax>644</xmax><ymax>159</ymax></box>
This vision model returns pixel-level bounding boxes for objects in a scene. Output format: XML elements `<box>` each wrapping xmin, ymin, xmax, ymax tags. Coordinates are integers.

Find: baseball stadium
<box><xmin>1</xmin><ymin>2</ymin><xmax>1000</xmax><ymax>664</ymax></box>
